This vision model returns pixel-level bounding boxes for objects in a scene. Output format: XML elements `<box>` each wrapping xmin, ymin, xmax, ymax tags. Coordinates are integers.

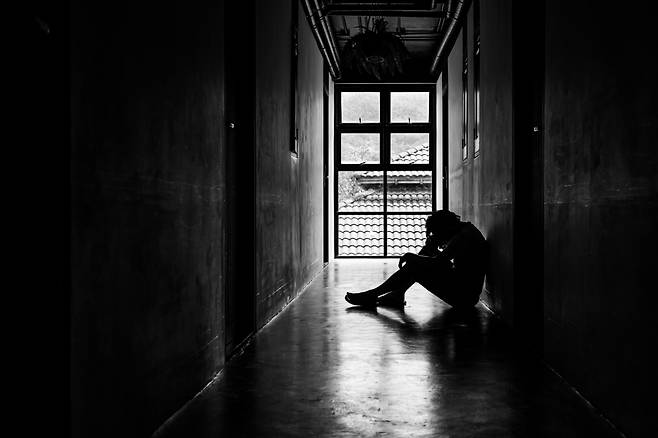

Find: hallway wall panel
<box><xmin>447</xmin><ymin>0</ymin><xmax>515</xmax><ymax>323</ymax></box>
<box><xmin>70</xmin><ymin>1</ymin><xmax>227</xmax><ymax>436</ymax></box>
<box><xmin>254</xmin><ymin>0</ymin><xmax>325</xmax><ymax>327</ymax></box>
<box><xmin>543</xmin><ymin>2</ymin><xmax>657</xmax><ymax>435</ymax></box>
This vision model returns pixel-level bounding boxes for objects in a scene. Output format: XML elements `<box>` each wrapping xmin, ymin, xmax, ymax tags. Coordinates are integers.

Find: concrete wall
<box><xmin>447</xmin><ymin>0</ymin><xmax>515</xmax><ymax>322</ymax></box>
<box><xmin>71</xmin><ymin>0</ymin><xmax>326</xmax><ymax>435</ymax></box>
<box><xmin>254</xmin><ymin>0</ymin><xmax>325</xmax><ymax>327</ymax></box>
<box><xmin>70</xmin><ymin>1</ymin><xmax>227</xmax><ymax>436</ymax></box>
<box><xmin>543</xmin><ymin>2</ymin><xmax>657</xmax><ymax>435</ymax></box>
<box><xmin>448</xmin><ymin>0</ymin><xmax>656</xmax><ymax>433</ymax></box>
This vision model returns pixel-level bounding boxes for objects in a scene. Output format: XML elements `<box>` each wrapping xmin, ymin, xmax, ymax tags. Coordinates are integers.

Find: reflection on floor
<box><xmin>155</xmin><ymin>259</ymin><xmax>619</xmax><ymax>438</ymax></box>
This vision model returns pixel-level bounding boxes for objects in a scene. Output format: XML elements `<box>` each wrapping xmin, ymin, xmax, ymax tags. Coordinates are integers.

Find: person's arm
<box><xmin>418</xmin><ymin>235</ymin><xmax>439</xmax><ymax>256</ymax></box>
<box><xmin>440</xmin><ymin>224</ymin><xmax>470</xmax><ymax>260</ymax></box>
<box><xmin>399</xmin><ymin>249</ymin><xmax>448</xmax><ymax>269</ymax></box>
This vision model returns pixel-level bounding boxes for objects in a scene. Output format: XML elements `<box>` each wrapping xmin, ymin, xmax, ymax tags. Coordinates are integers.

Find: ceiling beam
<box><xmin>324</xmin><ymin>7</ymin><xmax>446</xmax><ymax>17</ymax></box>
<box><xmin>335</xmin><ymin>32</ymin><xmax>442</xmax><ymax>42</ymax></box>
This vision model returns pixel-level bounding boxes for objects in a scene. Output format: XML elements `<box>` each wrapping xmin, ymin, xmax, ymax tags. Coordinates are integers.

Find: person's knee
<box><xmin>400</xmin><ymin>258</ymin><xmax>422</xmax><ymax>276</ymax></box>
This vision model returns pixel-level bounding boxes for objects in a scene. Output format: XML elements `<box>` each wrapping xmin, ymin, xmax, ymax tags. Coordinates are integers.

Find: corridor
<box><xmin>155</xmin><ymin>260</ymin><xmax>617</xmax><ymax>438</ymax></box>
<box><xmin>63</xmin><ymin>0</ymin><xmax>656</xmax><ymax>435</ymax></box>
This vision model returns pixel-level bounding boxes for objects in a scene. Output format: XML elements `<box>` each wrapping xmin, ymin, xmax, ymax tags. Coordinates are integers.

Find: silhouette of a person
<box><xmin>345</xmin><ymin>210</ymin><xmax>487</xmax><ymax>309</ymax></box>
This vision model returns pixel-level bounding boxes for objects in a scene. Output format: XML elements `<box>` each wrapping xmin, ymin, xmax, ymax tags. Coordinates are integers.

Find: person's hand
<box><xmin>398</xmin><ymin>252</ymin><xmax>415</xmax><ymax>269</ymax></box>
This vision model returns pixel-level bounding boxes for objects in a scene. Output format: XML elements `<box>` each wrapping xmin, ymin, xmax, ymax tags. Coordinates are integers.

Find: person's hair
<box><xmin>426</xmin><ymin>210</ymin><xmax>461</xmax><ymax>233</ymax></box>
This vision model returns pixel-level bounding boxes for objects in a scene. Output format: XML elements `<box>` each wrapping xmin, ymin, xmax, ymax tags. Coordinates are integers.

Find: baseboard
<box><xmin>543</xmin><ymin>364</ymin><xmax>627</xmax><ymax>438</ymax></box>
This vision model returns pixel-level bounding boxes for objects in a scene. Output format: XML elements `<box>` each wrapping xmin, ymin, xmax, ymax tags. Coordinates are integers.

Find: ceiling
<box><xmin>303</xmin><ymin>0</ymin><xmax>465</xmax><ymax>82</ymax></box>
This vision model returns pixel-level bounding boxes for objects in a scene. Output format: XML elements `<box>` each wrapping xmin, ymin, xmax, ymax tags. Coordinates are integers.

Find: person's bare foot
<box><xmin>345</xmin><ymin>291</ymin><xmax>377</xmax><ymax>307</ymax></box>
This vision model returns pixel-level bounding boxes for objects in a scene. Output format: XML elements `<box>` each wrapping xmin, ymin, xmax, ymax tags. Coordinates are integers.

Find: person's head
<box><xmin>426</xmin><ymin>210</ymin><xmax>462</xmax><ymax>244</ymax></box>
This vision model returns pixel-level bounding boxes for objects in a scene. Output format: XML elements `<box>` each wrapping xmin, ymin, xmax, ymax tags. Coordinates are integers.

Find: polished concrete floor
<box><xmin>155</xmin><ymin>260</ymin><xmax>619</xmax><ymax>438</ymax></box>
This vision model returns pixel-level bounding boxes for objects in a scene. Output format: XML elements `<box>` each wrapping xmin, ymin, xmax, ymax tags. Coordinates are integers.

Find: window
<box><xmin>290</xmin><ymin>0</ymin><xmax>299</xmax><ymax>155</ymax></box>
<box><xmin>474</xmin><ymin>0</ymin><xmax>481</xmax><ymax>156</ymax></box>
<box><xmin>335</xmin><ymin>85</ymin><xmax>436</xmax><ymax>257</ymax></box>
<box><xmin>462</xmin><ymin>25</ymin><xmax>468</xmax><ymax>161</ymax></box>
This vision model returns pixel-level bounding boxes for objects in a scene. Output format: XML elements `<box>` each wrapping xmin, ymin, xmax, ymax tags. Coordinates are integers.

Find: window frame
<box><xmin>473</xmin><ymin>0</ymin><xmax>481</xmax><ymax>157</ymax></box>
<box><xmin>334</xmin><ymin>83</ymin><xmax>437</xmax><ymax>258</ymax></box>
<box><xmin>462</xmin><ymin>22</ymin><xmax>469</xmax><ymax>161</ymax></box>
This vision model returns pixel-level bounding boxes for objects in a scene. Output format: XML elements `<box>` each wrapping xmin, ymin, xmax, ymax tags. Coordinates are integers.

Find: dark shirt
<box><xmin>420</xmin><ymin>222</ymin><xmax>487</xmax><ymax>298</ymax></box>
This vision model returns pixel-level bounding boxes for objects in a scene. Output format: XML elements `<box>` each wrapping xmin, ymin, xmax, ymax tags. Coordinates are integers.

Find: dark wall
<box><xmin>477</xmin><ymin>0</ymin><xmax>514</xmax><ymax>319</ymax></box>
<box><xmin>447</xmin><ymin>0</ymin><xmax>515</xmax><ymax>323</ymax></box>
<box><xmin>70</xmin><ymin>1</ymin><xmax>227</xmax><ymax>436</ymax></box>
<box><xmin>543</xmin><ymin>2</ymin><xmax>657</xmax><ymax>435</ymax></box>
<box><xmin>254</xmin><ymin>0</ymin><xmax>325</xmax><ymax>327</ymax></box>
<box><xmin>71</xmin><ymin>0</ymin><xmax>326</xmax><ymax>435</ymax></box>
<box><xmin>448</xmin><ymin>0</ymin><xmax>656</xmax><ymax>434</ymax></box>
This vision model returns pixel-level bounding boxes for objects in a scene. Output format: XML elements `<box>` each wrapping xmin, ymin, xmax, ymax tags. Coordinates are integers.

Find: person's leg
<box><xmin>345</xmin><ymin>269</ymin><xmax>414</xmax><ymax>306</ymax></box>
<box><xmin>400</xmin><ymin>257</ymin><xmax>473</xmax><ymax>308</ymax></box>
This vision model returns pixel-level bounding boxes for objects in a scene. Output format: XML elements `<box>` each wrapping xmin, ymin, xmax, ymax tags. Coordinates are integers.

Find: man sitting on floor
<box><xmin>345</xmin><ymin>210</ymin><xmax>487</xmax><ymax>309</ymax></box>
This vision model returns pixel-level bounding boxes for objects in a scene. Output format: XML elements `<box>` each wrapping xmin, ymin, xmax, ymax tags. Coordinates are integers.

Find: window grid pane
<box><xmin>341</xmin><ymin>92</ymin><xmax>380</xmax><ymax>123</ymax></box>
<box><xmin>338</xmin><ymin>215</ymin><xmax>384</xmax><ymax>256</ymax></box>
<box><xmin>387</xmin><ymin>171</ymin><xmax>433</xmax><ymax>212</ymax></box>
<box><xmin>390</xmin><ymin>134</ymin><xmax>430</xmax><ymax>164</ymax></box>
<box><xmin>390</xmin><ymin>92</ymin><xmax>429</xmax><ymax>123</ymax></box>
<box><xmin>340</xmin><ymin>133</ymin><xmax>380</xmax><ymax>164</ymax></box>
<box><xmin>338</xmin><ymin>171</ymin><xmax>383</xmax><ymax>212</ymax></box>
<box><xmin>387</xmin><ymin>215</ymin><xmax>429</xmax><ymax>256</ymax></box>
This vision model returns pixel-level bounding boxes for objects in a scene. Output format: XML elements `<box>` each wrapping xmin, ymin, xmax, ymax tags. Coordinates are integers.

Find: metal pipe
<box><xmin>313</xmin><ymin>0</ymin><xmax>342</xmax><ymax>76</ymax></box>
<box><xmin>429</xmin><ymin>0</ymin><xmax>469</xmax><ymax>76</ymax></box>
<box><xmin>300</xmin><ymin>0</ymin><xmax>341</xmax><ymax>79</ymax></box>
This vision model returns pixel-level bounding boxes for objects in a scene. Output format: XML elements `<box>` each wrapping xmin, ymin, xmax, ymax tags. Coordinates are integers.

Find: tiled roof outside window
<box><xmin>337</xmin><ymin>144</ymin><xmax>432</xmax><ymax>257</ymax></box>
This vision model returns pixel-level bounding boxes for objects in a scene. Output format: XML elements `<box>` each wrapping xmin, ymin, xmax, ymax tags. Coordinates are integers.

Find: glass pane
<box><xmin>390</xmin><ymin>92</ymin><xmax>429</xmax><ymax>123</ymax></box>
<box><xmin>338</xmin><ymin>215</ymin><xmax>384</xmax><ymax>256</ymax></box>
<box><xmin>338</xmin><ymin>171</ymin><xmax>383</xmax><ymax>212</ymax></box>
<box><xmin>340</xmin><ymin>133</ymin><xmax>380</xmax><ymax>164</ymax></box>
<box><xmin>341</xmin><ymin>92</ymin><xmax>380</xmax><ymax>123</ymax></box>
<box><xmin>386</xmin><ymin>170</ymin><xmax>432</xmax><ymax>212</ymax></box>
<box><xmin>390</xmin><ymin>134</ymin><xmax>429</xmax><ymax>164</ymax></box>
<box><xmin>387</xmin><ymin>215</ymin><xmax>427</xmax><ymax>256</ymax></box>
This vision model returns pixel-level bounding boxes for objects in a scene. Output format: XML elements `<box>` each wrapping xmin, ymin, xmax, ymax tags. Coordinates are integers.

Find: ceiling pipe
<box><xmin>300</xmin><ymin>0</ymin><xmax>341</xmax><ymax>79</ymax></box>
<box><xmin>429</xmin><ymin>0</ymin><xmax>470</xmax><ymax>77</ymax></box>
<box><xmin>313</xmin><ymin>0</ymin><xmax>342</xmax><ymax>75</ymax></box>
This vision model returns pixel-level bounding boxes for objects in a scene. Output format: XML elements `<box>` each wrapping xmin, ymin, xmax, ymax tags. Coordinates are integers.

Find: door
<box><xmin>512</xmin><ymin>0</ymin><xmax>545</xmax><ymax>353</ymax></box>
<box><xmin>225</xmin><ymin>0</ymin><xmax>256</xmax><ymax>357</ymax></box>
